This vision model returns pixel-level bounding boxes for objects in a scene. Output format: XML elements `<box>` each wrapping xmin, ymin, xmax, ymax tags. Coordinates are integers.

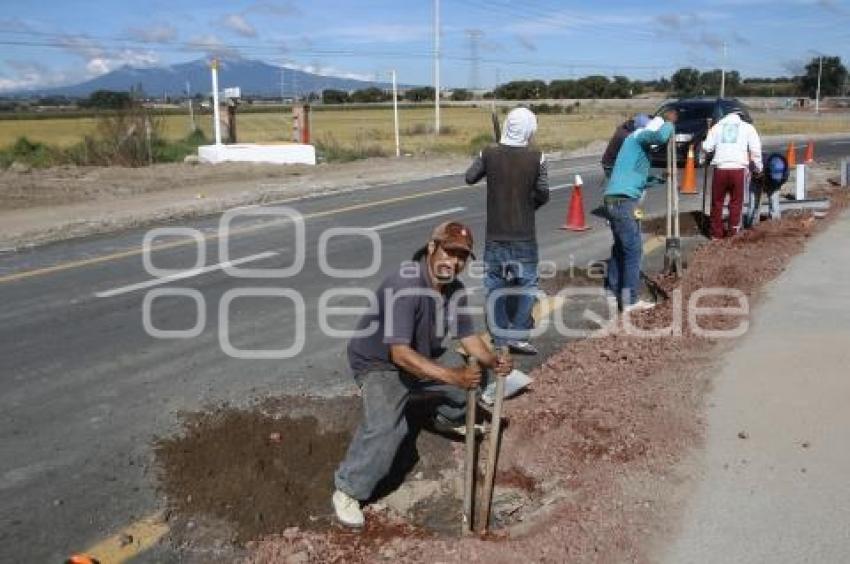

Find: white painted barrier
<box><xmin>198</xmin><ymin>143</ymin><xmax>316</xmax><ymax>166</ymax></box>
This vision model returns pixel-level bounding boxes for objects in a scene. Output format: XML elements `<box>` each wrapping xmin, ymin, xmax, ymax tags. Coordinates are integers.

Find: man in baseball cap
<box><xmin>332</xmin><ymin>221</ymin><xmax>510</xmax><ymax>529</ymax></box>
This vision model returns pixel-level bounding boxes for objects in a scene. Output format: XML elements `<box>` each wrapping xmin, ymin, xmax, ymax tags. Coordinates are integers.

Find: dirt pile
<box><xmin>154</xmin><ymin>401</ymin><xmax>357</xmax><ymax>543</ymax></box>
<box><xmin>243</xmin><ymin>188</ymin><xmax>849</xmax><ymax>562</ymax></box>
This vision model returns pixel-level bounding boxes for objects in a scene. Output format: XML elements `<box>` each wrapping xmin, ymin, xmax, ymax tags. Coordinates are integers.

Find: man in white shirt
<box><xmin>702</xmin><ymin>109</ymin><xmax>763</xmax><ymax>238</ymax></box>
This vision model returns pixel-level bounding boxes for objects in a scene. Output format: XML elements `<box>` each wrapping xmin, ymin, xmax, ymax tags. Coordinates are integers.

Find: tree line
<box><xmin>319</xmin><ymin>56</ymin><xmax>847</xmax><ymax>103</ymax></box>
<box><xmin>5</xmin><ymin>55</ymin><xmax>844</xmax><ymax>111</ymax></box>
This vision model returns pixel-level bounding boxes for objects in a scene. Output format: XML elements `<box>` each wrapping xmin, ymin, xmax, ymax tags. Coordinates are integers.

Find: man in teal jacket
<box><xmin>603</xmin><ymin>110</ymin><xmax>677</xmax><ymax>311</ymax></box>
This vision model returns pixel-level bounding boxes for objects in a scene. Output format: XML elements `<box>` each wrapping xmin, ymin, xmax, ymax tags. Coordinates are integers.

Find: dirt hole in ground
<box><xmin>154</xmin><ymin>396</ymin><xmax>546</xmax><ymax>546</ymax></box>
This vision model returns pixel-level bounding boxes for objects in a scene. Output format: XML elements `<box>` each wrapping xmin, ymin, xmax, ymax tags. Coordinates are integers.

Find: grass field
<box><xmin>1</xmin><ymin>105</ymin><xmax>849</xmax><ymax>159</ymax></box>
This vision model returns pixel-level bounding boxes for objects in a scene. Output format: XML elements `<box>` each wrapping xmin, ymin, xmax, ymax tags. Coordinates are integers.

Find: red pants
<box><xmin>710</xmin><ymin>168</ymin><xmax>747</xmax><ymax>238</ymax></box>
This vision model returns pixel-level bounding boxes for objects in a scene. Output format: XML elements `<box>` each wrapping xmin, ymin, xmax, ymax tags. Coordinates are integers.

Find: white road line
<box><xmin>830</xmin><ymin>140</ymin><xmax>850</xmax><ymax>145</ymax></box>
<box><xmin>94</xmin><ymin>251</ymin><xmax>278</xmax><ymax>298</ymax></box>
<box><xmin>371</xmin><ymin>207</ymin><xmax>466</xmax><ymax>231</ymax></box>
<box><xmin>95</xmin><ymin>209</ymin><xmax>463</xmax><ymax>299</ymax></box>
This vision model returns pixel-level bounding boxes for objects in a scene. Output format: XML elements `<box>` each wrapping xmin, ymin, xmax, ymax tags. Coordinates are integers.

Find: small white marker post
<box><xmin>795</xmin><ymin>164</ymin><xmax>806</xmax><ymax>200</ymax></box>
<box><xmin>391</xmin><ymin>69</ymin><xmax>400</xmax><ymax>157</ymax></box>
<box><xmin>211</xmin><ymin>58</ymin><xmax>222</xmax><ymax>147</ymax></box>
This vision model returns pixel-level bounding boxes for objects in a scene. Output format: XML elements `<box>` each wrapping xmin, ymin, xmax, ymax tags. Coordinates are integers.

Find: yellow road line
<box><xmin>0</xmin><ymin>184</ymin><xmax>470</xmax><ymax>285</ymax></box>
<box><xmin>642</xmin><ymin>235</ymin><xmax>665</xmax><ymax>256</ymax></box>
<box><xmin>78</xmin><ymin>512</ymin><xmax>168</xmax><ymax>564</ymax></box>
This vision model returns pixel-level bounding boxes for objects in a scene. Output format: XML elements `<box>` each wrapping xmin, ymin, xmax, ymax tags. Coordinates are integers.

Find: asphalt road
<box><xmin>1</xmin><ymin>138</ymin><xmax>848</xmax><ymax>562</ymax></box>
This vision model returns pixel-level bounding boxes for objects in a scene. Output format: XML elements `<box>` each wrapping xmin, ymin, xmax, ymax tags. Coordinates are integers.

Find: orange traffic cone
<box><xmin>66</xmin><ymin>556</ymin><xmax>100</xmax><ymax>564</ymax></box>
<box><xmin>786</xmin><ymin>141</ymin><xmax>796</xmax><ymax>167</ymax></box>
<box><xmin>680</xmin><ymin>144</ymin><xmax>698</xmax><ymax>195</ymax></box>
<box><xmin>560</xmin><ymin>174</ymin><xmax>591</xmax><ymax>231</ymax></box>
<box><xmin>804</xmin><ymin>140</ymin><xmax>814</xmax><ymax>163</ymax></box>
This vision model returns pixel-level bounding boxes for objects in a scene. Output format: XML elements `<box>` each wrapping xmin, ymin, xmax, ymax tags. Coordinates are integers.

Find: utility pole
<box><xmin>815</xmin><ymin>56</ymin><xmax>823</xmax><ymax>114</ymax></box>
<box><xmin>434</xmin><ymin>0</ymin><xmax>441</xmax><ymax>135</ymax></box>
<box><xmin>211</xmin><ymin>58</ymin><xmax>222</xmax><ymax>146</ymax></box>
<box><xmin>391</xmin><ymin>69</ymin><xmax>400</xmax><ymax>157</ymax></box>
<box><xmin>186</xmin><ymin>80</ymin><xmax>196</xmax><ymax>132</ymax></box>
<box><xmin>720</xmin><ymin>42</ymin><xmax>727</xmax><ymax>98</ymax></box>
<box><xmin>466</xmin><ymin>29</ymin><xmax>482</xmax><ymax>92</ymax></box>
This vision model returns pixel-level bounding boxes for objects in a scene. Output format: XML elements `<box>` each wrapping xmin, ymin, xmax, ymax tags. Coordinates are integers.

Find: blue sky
<box><xmin>1</xmin><ymin>0</ymin><xmax>848</xmax><ymax>92</ymax></box>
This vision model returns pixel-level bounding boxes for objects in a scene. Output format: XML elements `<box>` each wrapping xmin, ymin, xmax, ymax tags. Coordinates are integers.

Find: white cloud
<box><xmin>515</xmin><ymin>35</ymin><xmax>536</xmax><ymax>52</ymax></box>
<box><xmin>278</xmin><ymin>59</ymin><xmax>374</xmax><ymax>82</ymax></box>
<box><xmin>54</xmin><ymin>35</ymin><xmax>159</xmax><ymax>78</ymax></box>
<box><xmin>0</xmin><ymin>17</ymin><xmax>34</xmax><ymax>32</ymax></box>
<box><xmin>310</xmin><ymin>23</ymin><xmax>431</xmax><ymax>44</ymax></box>
<box><xmin>223</xmin><ymin>14</ymin><xmax>257</xmax><ymax>38</ymax></box>
<box><xmin>187</xmin><ymin>34</ymin><xmax>242</xmax><ymax>59</ymax></box>
<box><xmin>248</xmin><ymin>1</ymin><xmax>299</xmax><ymax>17</ymax></box>
<box><xmin>126</xmin><ymin>23</ymin><xmax>178</xmax><ymax>43</ymax></box>
<box><xmin>0</xmin><ymin>59</ymin><xmax>78</xmax><ymax>92</ymax></box>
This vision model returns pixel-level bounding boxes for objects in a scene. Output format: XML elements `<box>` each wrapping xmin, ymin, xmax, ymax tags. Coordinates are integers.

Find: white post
<box><xmin>186</xmin><ymin>80</ymin><xmax>195</xmax><ymax>132</ymax></box>
<box><xmin>795</xmin><ymin>164</ymin><xmax>806</xmax><ymax>200</ymax></box>
<box><xmin>815</xmin><ymin>56</ymin><xmax>823</xmax><ymax>115</ymax></box>
<box><xmin>211</xmin><ymin>59</ymin><xmax>222</xmax><ymax>146</ymax></box>
<box><xmin>391</xmin><ymin>70</ymin><xmax>400</xmax><ymax>157</ymax></box>
<box><xmin>720</xmin><ymin>42</ymin><xmax>727</xmax><ymax>98</ymax></box>
<box><xmin>434</xmin><ymin>0</ymin><xmax>441</xmax><ymax>135</ymax></box>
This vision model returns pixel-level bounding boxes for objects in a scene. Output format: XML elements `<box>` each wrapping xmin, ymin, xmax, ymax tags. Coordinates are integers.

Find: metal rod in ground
<box><xmin>664</xmin><ymin>137</ymin><xmax>683</xmax><ymax>276</ymax></box>
<box><xmin>666</xmin><ymin>138</ymin><xmax>673</xmax><ymax>239</ymax></box>
<box><xmin>462</xmin><ymin>358</ymin><xmax>478</xmax><ymax>535</ymax></box>
<box><xmin>477</xmin><ymin>348</ymin><xmax>509</xmax><ymax>533</ymax></box>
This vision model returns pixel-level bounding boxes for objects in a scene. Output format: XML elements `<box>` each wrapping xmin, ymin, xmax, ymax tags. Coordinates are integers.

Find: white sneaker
<box><xmin>624</xmin><ymin>299</ymin><xmax>656</xmax><ymax>313</ymax></box>
<box><xmin>332</xmin><ymin>489</ymin><xmax>364</xmax><ymax>528</ymax></box>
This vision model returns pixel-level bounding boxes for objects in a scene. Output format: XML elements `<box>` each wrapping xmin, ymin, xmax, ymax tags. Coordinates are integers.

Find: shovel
<box><xmin>462</xmin><ymin>357</ymin><xmax>478</xmax><ymax>535</ymax></box>
<box><xmin>477</xmin><ymin>346</ymin><xmax>509</xmax><ymax>533</ymax></box>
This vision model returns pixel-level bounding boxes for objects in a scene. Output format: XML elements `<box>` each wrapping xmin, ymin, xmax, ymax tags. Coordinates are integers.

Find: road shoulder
<box><xmin>660</xmin><ymin>209</ymin><xmax>850</xmax><ymax>563</ymax></box>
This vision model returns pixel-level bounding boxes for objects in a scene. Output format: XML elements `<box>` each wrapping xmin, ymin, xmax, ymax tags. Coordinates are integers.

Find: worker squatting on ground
<box><xmin>600</xmin><ymin>113</ymin><xmax>651</xmax><ymax>180</ymax></box>
<box><xmin>464</xmin><ymin>107</ymin><xmax>550</xmax><ymax>355</ymax></box>
<box><xmin>332</xmin><ymin>221</ymin><xmax>512</xmax><ymax>528</ymax></box>
<box><xmin>603</xmin><ymin>111</ymin><xmax>677</xmax><ymax>311</ymax></box>
<box><xmin>701</xmin><ymin>108</ymin><xmax>764</xmax><ymax>239</ymax></box>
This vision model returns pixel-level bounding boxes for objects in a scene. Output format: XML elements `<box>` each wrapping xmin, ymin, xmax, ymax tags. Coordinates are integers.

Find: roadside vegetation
<box><xmin>0</xmin><ymin>56</ymin><xmax>847</xmax><ymax>167</ymax></box>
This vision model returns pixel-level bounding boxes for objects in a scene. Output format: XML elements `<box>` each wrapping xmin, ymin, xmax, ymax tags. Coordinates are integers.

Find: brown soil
<box><xmin>642</xmin><ymin>211</ymin><xmax>706</xmax><ymax>237</ymax></box>
<box><xmin>243</xmin><ymin>187</ymin><xmax>850</xmax><ymax>562</ymax></box>
<box><xmin>154</xmin><ymin>401</ymin><xmax>356</xmax><ymax>543</ymax></box>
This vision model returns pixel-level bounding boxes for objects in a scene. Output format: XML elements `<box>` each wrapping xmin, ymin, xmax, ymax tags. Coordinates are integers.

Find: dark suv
<box><xmin>650</xmin><ymin>97</ymin><xmax>753</xmax><ymax>168</ymax></box>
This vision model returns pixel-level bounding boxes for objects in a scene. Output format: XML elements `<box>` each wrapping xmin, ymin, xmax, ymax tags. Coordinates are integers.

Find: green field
<box><xmin>1</xmin><ymin>105</ymin><xmax>849</xmax><ymax>160</ymax></box>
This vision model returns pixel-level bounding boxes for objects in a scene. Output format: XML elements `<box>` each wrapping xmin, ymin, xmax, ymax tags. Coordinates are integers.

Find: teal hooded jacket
<box><xmin>604</xmin><ymin>122</ymin><xmax>674</xmax><ymax>200</ymax></box>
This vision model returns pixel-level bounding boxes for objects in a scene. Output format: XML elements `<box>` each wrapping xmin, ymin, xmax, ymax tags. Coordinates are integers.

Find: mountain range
<box><xmin>12</xmin><ymin>58</ymin><xmax>410</xmax><ymax>98</ymax></box>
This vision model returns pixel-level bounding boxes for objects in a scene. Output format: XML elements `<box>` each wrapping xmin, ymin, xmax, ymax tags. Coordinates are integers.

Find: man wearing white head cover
<box><xmin>465</xmin><ymin>107</ymin><xmax>550</xmax><ymax>355</ymax></box>
<box><xmin>701</xmin><ymin>108</ymin><xmax>763</xmax><ymax>238</ymax></box>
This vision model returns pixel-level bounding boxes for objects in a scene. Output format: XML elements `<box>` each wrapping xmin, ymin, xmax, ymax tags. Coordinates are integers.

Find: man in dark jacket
<box><xmin>465</xmin><ymin>107</ymin><xmax>549</xmax><ymax>355</ymax></box>
<box><xmin>601</xmin><ymin>113</ymin><xmax>651</xmax><ymax>179</ymax></box>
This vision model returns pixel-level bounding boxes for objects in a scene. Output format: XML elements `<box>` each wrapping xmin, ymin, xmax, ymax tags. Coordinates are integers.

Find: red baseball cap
<box><xmin>430</xmin><ymin>221</ymin><xmax>474</xmax><ymax>256</ymax></box>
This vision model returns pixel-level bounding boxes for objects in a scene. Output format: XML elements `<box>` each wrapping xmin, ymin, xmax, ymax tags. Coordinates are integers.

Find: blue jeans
<box><xmin>745</xmin><ymin>183</ymin><xmax>781</xmax><ymax>227</ymax></box>
<box><xmin>484</xmin><ymin>240</ymin><xmax>539</xmax><ymax>346</ymax></box>
<box><xmin>335</xmin><ymin>370</ymin><xmax>467</xmax><ymax>501</ymax></box>
<box><xmin>604</xmin><ymin>198</ymin><xmax>642</xmax><ymax>306</ymax></box>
